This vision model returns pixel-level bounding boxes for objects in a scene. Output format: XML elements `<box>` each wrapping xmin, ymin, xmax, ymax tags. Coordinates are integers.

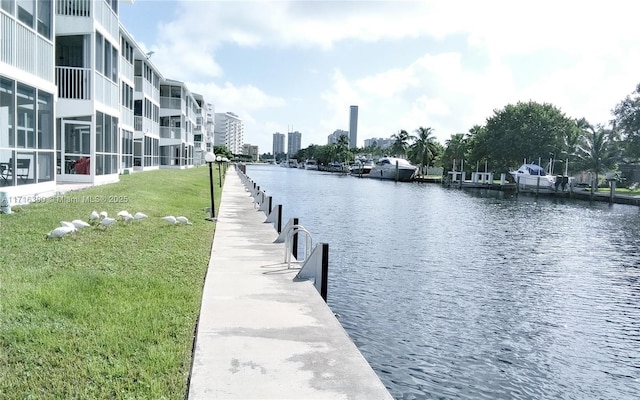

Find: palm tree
<box><xmin>336</xmin><ymin>134</ymin><xmax>351</xmax><ymax>163</ymax></box>
<box><xmin>574</xmin><ymin>122</ymin><xmax>620</xmax><ymax>189</ymax></box>
<box><xmin>443</xmin><ymin>133</ymin><xmax>469</xmax><ymax>172</ymax></box>
<box><xmin>409</xmin><ymin>127</ymin><xmax>438</xmax><ymax>176</ymax></box>
<box><xmin>390</xmin><ymin>129</ymin><xmax>412</xmax><ymax>157</ymax></box>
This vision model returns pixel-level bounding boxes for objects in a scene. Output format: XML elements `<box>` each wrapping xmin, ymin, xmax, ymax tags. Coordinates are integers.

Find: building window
<box><xmin>111</xmin><ymin>45</ymin><xmax>118</xmax><ymax>81</ymax></box>
<box><xmin>95</xmin><ymin>112</ymin><xmax>118</xmax><ymax>175</ymax></box>
<box><xmin>17</xmin><ymin>0</ymin><xmax>34</xmax><ymax>28</ymax></box>
<box><xmin>37</xmin><ymin>91</ymin><xmax>53</xmax><ymax>149</ymax></box>
<box><xmin>95</xmin><ymin>32</ymin><xmax>103</xmax><ymax>75</ymax></box>
<box><xmin>1</xmin><ymin>77</ymin><xmax>54</xmax><ymax>186</ymax></box>
<box><xmin>1</xmin><ymin>0</ymin><xmax>14</xmax><ymax>14</ymax></box>
<box><xmin>122</xmin><ymin>129</ymin><xmax>133</xmax><ymax>168</ymax></box>
<box><xmin>37</xmin><ymin>0</ymin><xmax>51</xmax><ymax>39</ymax></box>
<box><xmin>16</xmin><ymin>84</ymin><xmax>35</xmax><ymax>149</ymax></box>
<box><xmin>0</xmin><ymin>77</ymin><xmax>14</xmax><ymax>148</ymax></box>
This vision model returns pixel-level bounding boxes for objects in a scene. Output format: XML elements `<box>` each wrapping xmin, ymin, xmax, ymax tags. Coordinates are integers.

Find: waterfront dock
<box><xmin>188</xmin><ymin>167</ymin><xmax>392</xmax><ymax>399</ymax></box>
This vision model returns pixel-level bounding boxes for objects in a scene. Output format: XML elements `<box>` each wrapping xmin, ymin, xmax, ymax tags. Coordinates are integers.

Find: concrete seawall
<box><xmin>188</xmin><ymin>166</ymin><xmax>393</xmax><ymax>399</ymax></box>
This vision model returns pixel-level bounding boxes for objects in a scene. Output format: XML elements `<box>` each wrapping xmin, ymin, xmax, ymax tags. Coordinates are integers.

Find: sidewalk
<box><xmin>187</xmin><ymin>167</ymin><xmax>392</xmax><ymax>400</ymax></box>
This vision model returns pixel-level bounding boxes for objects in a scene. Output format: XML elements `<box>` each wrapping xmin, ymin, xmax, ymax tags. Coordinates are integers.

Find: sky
<box><xmin>119</xmin><ymin>0</ymin><xmax>640</xmax><ymax>154</ymax></box>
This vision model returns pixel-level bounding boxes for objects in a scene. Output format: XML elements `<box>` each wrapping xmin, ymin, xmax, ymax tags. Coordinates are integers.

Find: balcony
<box><xmin>160</xmin><ymin>127</ymin><xmax>182</xmax><ymax>140</ymax></box>
<box><xmin>56</xmin><ymin>66</ymin><xmax>90</xmax><ymax>99</ymax></box>
<box><xmin>56</xmin><ymin>0</ymin><xmax>118</xmax><ymax>40</ymax></box>
<box><xmin>160</xmin><ymin>96</ymin><xmax>184</xmax><ymax>111</ymax></box>
<box><xmin>56</xmin><ymin>0</ymin><xmax>91</xmax><ymax>17</ymax></box>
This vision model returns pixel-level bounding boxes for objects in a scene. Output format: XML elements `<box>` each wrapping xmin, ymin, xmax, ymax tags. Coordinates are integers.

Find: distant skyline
<box><xmin>120</xmin><ymin>0</ymin><xmax>640</xmax><ymax>154</ymax></box>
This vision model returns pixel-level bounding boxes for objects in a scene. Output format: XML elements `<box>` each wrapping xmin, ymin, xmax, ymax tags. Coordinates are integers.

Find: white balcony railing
<box><xmin>94</xmin><ymin>0</ymin><xmax>118</xmax><ymax>40</ymax></box>
<box><xmin>94</xmin><ymin>73</ymin><xmax>118</xmax><ymax>108</ymax></box>
<box><xmin>160</xmin><ymin>127</ymin><xmax>182</xmax><ymax>140</ymax></box>
<box><xmin>134</xmin><ymin>116</ymin><xmax>158</xmax><ymax>134</ymax></box>
<box><xmin>120</xmin><ymin>105</ymin><xmax>134</xmax><ymax>128</ymax></box>
<box><xmin>56</xmin><ymin>0</ymin><xmax>91</xmax><ymax>17</ymax></box>
<box><xmin>160</xmin><ymin>96</ymin><xmax>183</xmax><ymax>110</ymax></box>
<box><xmin>0</xmin><ymin>13</ymin><xmax>13</xmax><ymax>64</ymax></box>
<box><xmin>119</xmin><ymin>58</ymin><xmax>134</xmax><ymax>83</ymax></box>
<box><xmin>1</xmin><ymin>14</ymin><xmax>53</xmax><ymax>83</ymax></box>
<box><xmin>56</xmin><ymin>66</ymin><xmax>91</xmax><ymax>99</ymax></box>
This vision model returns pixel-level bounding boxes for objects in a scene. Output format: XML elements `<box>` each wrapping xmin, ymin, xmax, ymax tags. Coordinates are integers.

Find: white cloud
<box><xmin>124</xmin><ymin>0</ymin><xmax>640</xmax><ymax>152</ymax></box>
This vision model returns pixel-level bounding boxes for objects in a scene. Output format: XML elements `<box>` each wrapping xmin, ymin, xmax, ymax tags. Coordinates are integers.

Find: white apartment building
<box><xmin>364</xmin><ymin>137</ymin><xmax>393</xmax><ymax>149</ymax></box>
<box><xmin>54</xmin><ymin>0</ymin><xmax>122</xmax><ymax>185</ymax></box>
<box><xmin>242</xmin><ymin>143</ymin><xmax>259</xmax><ymax>162</ymax></box>
<box><xmin>0</xmin><ymin>0</ymin><xmax>57</xmax><ymax>199</ymax></box>
<box><xmin>193</xmin><ymin>93</ymin><xmax>214</xmax><ymax>165</ymax></box>
<box><xmin>159</xmin><ymin>78</ymin><xmax>196</xmax><ymax>168</ymax></box>
<box><xmin>327</xmin><ymin>129</ymin><xmax>348</xmax><ymax>145</ymax></box>
<box><xmin>214</xmin><ymin>112</ymin><xmax>243</xmax><ymax>155</ymax></box>
<box><xmin>0</xmin><ymin>0</ymin><xmax>215</xmax><ymax>206</ymax></box>
<box><xmin>127</xmin><ymin>31</ymin><xmax>162</xmax><ymax>172</ymax></box>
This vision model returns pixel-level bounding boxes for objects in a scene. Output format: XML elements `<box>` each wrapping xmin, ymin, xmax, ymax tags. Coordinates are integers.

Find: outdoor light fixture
<box><xmin>205</xmin><ymin>151</ymin><xmax>216</xmax><ymax>221</ymax></box>
<box><xmin>216</xmin><ymin>155</ymin><xmax>222</xmax><ymax>188</ymax></box>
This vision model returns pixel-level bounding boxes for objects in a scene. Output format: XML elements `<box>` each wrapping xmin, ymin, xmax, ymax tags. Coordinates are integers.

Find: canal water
<box><xmin>245</xmin><ymin>164</ymin><xmax>640</xmax><ymax>400</ymax></box>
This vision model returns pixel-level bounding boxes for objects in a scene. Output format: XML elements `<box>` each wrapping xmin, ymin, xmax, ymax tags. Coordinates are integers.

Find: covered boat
<box><xmin>369</xmin><ymin>157</ymin><xmax>417</xmax><ymax>182</ymax></box>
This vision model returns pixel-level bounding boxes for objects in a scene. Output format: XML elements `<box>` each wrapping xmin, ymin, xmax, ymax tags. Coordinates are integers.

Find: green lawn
<box><xmin>0</xmin><ymin>167</ymin><xmax>221</xmax><ymax>399</ymax></box>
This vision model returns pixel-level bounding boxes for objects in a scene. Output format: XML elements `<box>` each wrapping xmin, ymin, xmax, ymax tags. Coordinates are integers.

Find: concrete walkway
<box><xmin>188</xmin><ymin>167</ymin><xmax>392</xmax><ymax>400</ymax></box>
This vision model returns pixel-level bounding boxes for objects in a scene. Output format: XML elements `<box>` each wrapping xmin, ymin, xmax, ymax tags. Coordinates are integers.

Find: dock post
<box><xmin>321</xmin><ymin>243</ymin><xmax>329</xmax><ymax>301</ymax></box>
<box><xmin>277</xmin><ymin>204</ymin><xmax>282</xmax><ymax>233</ymax></box>
<box><xmin>292</xmin><ymin>217</ymin><xmax>299</xmax><ymax>259</ymax></box>
<box><xmin>609</xmin><ymin>180</ymin><xmax>616</xmax><ymax>204</ymax></box>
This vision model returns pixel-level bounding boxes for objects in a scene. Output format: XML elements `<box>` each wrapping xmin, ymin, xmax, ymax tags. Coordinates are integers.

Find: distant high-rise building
<box><xmin>364</xmin><ymin>137</ymin><xmax>393</xmax><ymax>149</ymax></box>
<box><xmin>242</xmin><ymin>144</ymin><xmax>259</xmax><ymax>162</ymax></box>
<box><xmin>214</xmin><ymin>112</ymin><xmax>243</xmax><ymax>155</ymax></box>
<box><xmin>349</xmin><ymin>105</ymin><xmax>358</xmax><ymax>149</ymax></box>
<box><xmin>273</xmin><ymin>132</ymin><xmax>285</xmax><ymax>156</ymax></box>
<box><xmin>288</xmin><ymin>131</ymin><xmax>302</xmax><ymax>157</ymax></box>
<box><xmin>328</xmin><ymin>129</ymin><xmax>348</xmax><ymax>145</ymax></box>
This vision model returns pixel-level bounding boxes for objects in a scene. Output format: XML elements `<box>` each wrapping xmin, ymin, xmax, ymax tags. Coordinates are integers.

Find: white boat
<box><xmin>509</xmin><ymin>163</ymin><xmax>556</xmax><ymax>191</ymax></box>
<box><xmin>349</xmin><ymin>159</ymin><xmax>374</xmax><ymax>177</ymax></box>
<box><xmin>369</xmin><ymin>157</ymin><xmax>417</xmax><ymax>182</ymax></box>
<box><xmin>304</xmin><ymin>159</ymin><xmax>319</xmax><ymax>170</ymax></box>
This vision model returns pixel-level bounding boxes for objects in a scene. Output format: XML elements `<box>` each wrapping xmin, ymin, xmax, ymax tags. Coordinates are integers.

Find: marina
<box><xmin>245</xmin><ymin>163</ymin><xmax>640</xmax><ymax>400</ymax></box>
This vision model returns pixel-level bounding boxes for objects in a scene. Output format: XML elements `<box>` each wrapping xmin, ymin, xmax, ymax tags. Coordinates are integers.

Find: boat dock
<box><xmin>187</xmin><ymin>167</ymin><xmax>392</xmax><ymax>399</ymax></box>
<box><xmin>415</xmin><ymin>176</ymin><xmax>640</xmax><ymax>206</ymax></box>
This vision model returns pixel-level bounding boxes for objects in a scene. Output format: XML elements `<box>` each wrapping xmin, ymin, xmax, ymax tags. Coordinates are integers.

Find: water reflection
<box><xmin>246</xmin><ymin>165</ymin><xmax>640</xmax><ymax>400</ymax></box>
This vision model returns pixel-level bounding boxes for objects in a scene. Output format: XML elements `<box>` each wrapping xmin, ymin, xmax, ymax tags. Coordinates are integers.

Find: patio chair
<box><xmin>0</xmin><ymin>158</ymin><xmax>31</xmax><ymax>184</ymax></box>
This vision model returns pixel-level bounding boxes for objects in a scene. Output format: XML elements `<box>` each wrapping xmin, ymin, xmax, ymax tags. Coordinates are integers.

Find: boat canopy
<box><xmin>523</xmin><ymin>164</ymin><xmax>546</xmax><ymax>176</ymax></box>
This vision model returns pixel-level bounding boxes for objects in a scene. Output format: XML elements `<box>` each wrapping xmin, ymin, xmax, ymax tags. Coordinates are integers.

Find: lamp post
<box><xmin>216</xmin><ymin>155</ymin><xmax>222</xmax><ymax>187</ymax></box>
<box><xmin>204</xmin><ymin>151</ymin><xmax>216</xmax><ymax>221</ymax></box>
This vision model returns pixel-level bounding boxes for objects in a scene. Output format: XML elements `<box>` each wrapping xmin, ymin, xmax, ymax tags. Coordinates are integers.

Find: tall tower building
<box><xmin>287</xmin><ymin>131</ymin><xmax>302</xmax><ymax>157</ymax></box>
<box><xmin>349</xmin><ymin>105</ymin><xmax>358</xmax><ymax>149</ymax></box>
<box><xmin>272</xmin><ymin>132</ymin><xmax>285</xmax><ymax>157</ymax></box>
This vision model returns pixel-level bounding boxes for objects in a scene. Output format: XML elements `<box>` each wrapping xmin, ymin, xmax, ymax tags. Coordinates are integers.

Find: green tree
<box><xmin>612</xmin><ymin>83</ymin><xmax>640</xmax><ymax>161</ymax></box>
<box><xmin>390</xmin><ymin>129</ymin><xmax>412</xmax><ymax>157</ymax></box>
<box><xmin>336</xmin><ymin>134</ymin><xmax>352</xmax><ymax>163</ymax></box>
<box><xmin>574</xmin><ymin>122</ymin><xmax>621</xmax><ymax>188</ymax></box>
<box><xmin>213</xmin><ymin>146</ymin><xmax>233</xmax><ymax>160</ymax></box>
<box><xmin>477</xmin><ymin>101</ymin><xmax>577</xmax><ymax>171</ymax></box>
<box><xmin>442</xmin><ymin>133</ymin><xmax>470</xmax><ymax>172</ymax></box>
<box><xmin>408</xmin><ymin>127</ymin><xmax>438</xmax><ymax>175</ymax></box>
